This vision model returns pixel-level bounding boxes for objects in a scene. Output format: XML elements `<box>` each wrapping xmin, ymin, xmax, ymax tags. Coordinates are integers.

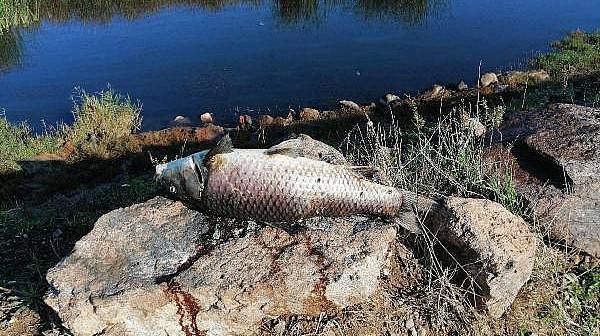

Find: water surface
<box><xmin>1</xmin><ymin>0</ymin><xmax>600</xmax><ymax>129</ymax></box>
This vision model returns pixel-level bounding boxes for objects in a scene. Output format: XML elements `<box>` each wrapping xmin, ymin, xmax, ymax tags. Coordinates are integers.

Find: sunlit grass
<box><xmin>0</xmin><ymin>87</ymin><xmax>142</xmax><ymax>173</ymax></box>
<box><xmin>65</xmin><ymin>87</ymin><xmax>142</xmax><ymax>159</ymax></box>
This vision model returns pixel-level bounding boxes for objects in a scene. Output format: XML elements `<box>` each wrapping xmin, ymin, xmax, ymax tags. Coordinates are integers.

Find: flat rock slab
<box><xmin>45</xmin><ymin>197</ymin><xmax>412</xmax><ymax>336</ymax></box>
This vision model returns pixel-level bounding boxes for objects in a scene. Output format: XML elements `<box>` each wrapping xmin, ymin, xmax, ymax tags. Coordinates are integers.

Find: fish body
<box><xmin>155</xmin><ymin>135</ymin><xmax>408</xmax><ymax>223</ymax></box>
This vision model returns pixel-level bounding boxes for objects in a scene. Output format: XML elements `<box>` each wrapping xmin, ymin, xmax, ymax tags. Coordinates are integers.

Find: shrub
<box><xmin>535</xmin><ymin>30</ymin><xmax>600</xmax><ymax>77</ymax></box>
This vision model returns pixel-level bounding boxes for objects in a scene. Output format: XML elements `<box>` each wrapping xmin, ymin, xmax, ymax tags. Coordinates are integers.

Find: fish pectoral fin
<box><xmin>348</xmin><ymin>166</ymin><xmax>378</xmax><ymax>179</ymax></box>
<box><xmin>204</xmin><ymin>134</ymin><xmax>234</xmax><ymax>165</ymax></box>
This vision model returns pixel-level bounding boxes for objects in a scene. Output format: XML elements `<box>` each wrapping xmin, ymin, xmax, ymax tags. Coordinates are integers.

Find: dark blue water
<box><xmin>1</xmin><ymin>0</ymin><xmax>600</xmax><ymax>129</ymax></box>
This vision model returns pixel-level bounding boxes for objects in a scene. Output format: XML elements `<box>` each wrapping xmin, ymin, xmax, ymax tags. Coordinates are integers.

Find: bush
<box><xmin>535</xmin><ymin>30</ymin><xmax>600</xmax><ymax>77</ymax></box>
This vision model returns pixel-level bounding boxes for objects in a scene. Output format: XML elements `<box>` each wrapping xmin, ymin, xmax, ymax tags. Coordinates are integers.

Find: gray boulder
<box><xmin>501</xmin><ymin>103</ymin><xmax>600</xmax><ymax>257</ymax></box>
<box><xmin>426</xmin><ymin>197</ymin><xmax>537</xmax><ymax>318</ymax></box>
<box><xmin>45</xmin><ymin>197</ymin><xmax>412</xmax><ymax>336</ymax></box>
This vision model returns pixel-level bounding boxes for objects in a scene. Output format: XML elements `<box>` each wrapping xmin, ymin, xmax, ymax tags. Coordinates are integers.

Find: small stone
<box><xmin>379</xmin><ymin>93</ymin><xmax>401</xmax><ymax>106</ymax></box>
<box><xmin>339</xmin><ymin>100</ymin><xmax>362</xmax><ymax>112</ymax></box>
<box><xmin>480</xmin><ymin>72</ymin><xmax>499</xmax><ymax>87</ymax></box>
<box><xmin>238</xmin><ymin>115</ymin><xmax>252</xmax><ymax>129</ymax></box>
<box><xmin>418</xmin><ymin>85</ymin><xmax>445</xmax><ymax>100</ymax></box>
<box><xmin>199</xmin><ymin>112</ymin><xmax>213</xmax><ymax>124</ymax></box>
<box><xmin>258</xmin><ymin>115</ymin><xmax>274</xmax><ymax>127</ymax></box>
<box><xmin>431</xmin><ymin>84</ymin><xmax>444</xmax><ymax>96</ymax></box>
<box><xmin>170</xmin><ymin>115</ymin><xmax>192</xmax><ymax>126</ymax></box>
<box><xmin>502</xmin><ymin>71</ymin><xmax>527</xmax><ymax>86</ymax></box>
<box><xmin>271</xmin><ymin>112</ymin><xmax>294</xmax><ymax>126</ymax></box>
<box><xmin>527</xmin><ymin>69</ymin><xmax>550</xmax><ymax>82</ymax></box>
<box><xmin>299</xmin><ymin>108</ymin><xmax>320</xmax><ymax>121</ymax></box>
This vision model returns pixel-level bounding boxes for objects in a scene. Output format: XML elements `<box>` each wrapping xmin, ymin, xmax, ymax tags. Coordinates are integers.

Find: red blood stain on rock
<box><xmin>164</xmin><ymin>280</ymin><xmax>206</xmax><ymax>336</ymax></box>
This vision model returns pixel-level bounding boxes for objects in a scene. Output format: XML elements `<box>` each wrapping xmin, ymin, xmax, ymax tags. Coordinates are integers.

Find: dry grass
<box><xmin>342</xmin><ymin>98</ymin><xmax>525</xmax><ymax>216</ymax></box>
<box><xmin>64</xmin><ymin>87</ymin><xmax>142</xmax><ymax>159</ymax></box>
<box><xmin>330</xmin><ymin>96</ymin><xmax>597</xmax><ymax>335</ymax></box>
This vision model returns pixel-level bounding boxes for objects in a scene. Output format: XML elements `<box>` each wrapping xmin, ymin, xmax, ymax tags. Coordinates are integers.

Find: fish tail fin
<box><xmin>394</xmin><ymin>190</ymin><xmax>442</xmax><ymax>234</ymax></box>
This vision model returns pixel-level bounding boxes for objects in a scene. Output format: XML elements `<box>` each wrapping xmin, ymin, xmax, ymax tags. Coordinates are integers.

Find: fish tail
<box><xmin>394</xmin><ymin>189</ymin><xmax>441</xmax><ymax>234</ymax></box>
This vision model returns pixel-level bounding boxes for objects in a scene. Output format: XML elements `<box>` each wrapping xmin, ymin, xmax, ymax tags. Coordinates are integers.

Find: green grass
<box><xmin>0</xmin><ymin>87</ymin><xmax>142</xmax><ymax>174</ymax></box>
<box><xmin>0</xmin><ymin>0</ymin><xmax>40</xmax><ymax>33</ymax></box>
<box><xmin>535</xmin><ymin>30</ymin><xmax>600</xmax><ymax>77</ymax></box>
<box><xmin>65</xmin><ymin>87</ymin><xmax>142</xmax><ymax>159</ymax></box>
<box><xmin>0</xmin><ymin>115</ymin><xmax>61</xmax><ymax>174</ymax></box>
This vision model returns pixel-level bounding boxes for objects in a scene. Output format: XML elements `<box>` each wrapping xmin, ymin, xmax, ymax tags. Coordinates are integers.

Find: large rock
<box><xmin>45</xmin><ymin>197</ymin><xmax>413</xmax><ymax>336</ymax></box>
<box><xmin>500</xmin><ymin>103</ymin><xmax>600</xmax><ymax>257</ymax></box>
<box><xmin>426</xmin><ymin>197</ymin><xmax>537</xmax><ymax>318</ymax></box>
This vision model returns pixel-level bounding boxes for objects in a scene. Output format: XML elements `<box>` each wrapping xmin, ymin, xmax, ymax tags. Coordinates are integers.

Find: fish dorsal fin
<box><xmin>264</xmin><ymin>146</ymin><xmax>302</xmax><ymax>158</ymax></box>
<box><xmin>204</xmin><ymin>134</ymin><xmax>234</xmax><ymax>165</ymax></box>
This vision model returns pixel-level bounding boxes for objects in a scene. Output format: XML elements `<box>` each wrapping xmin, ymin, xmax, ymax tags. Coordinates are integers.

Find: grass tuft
<box><xmin>65</xmin><ymin>87</ymin><xmax>142</xmax><ymax>159</ymax></box>
<box><xmin>342</xmin><ymin>100</ymin><xmax>527</xmax><ymax>217</ymax></box>
<box><xmin>0</xmin><ymin>114</ymin><xmax>61</xmax><ymax>174</ymax></box>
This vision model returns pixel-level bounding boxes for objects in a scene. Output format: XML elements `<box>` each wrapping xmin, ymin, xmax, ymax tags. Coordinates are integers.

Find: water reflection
<box><xmin>0</xmin><ymin>30</ymin><xmax>22</xmax><ymax>74</ymax></box>
<box><xmin>0</xmin><ymin>0</ymin><xmax>447</xmax><ymax>74</ymax></box>
<box><xmin>354</xmin><ymin>0</ymin><xmax>446</xmax><ymax>24</ymax></box>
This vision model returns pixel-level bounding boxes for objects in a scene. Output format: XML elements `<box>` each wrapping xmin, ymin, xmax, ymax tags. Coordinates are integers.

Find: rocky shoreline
<box><xmin>2</xmin><ymin>65</ymin><xmax>599</xmax><ymax>335</ymax></box>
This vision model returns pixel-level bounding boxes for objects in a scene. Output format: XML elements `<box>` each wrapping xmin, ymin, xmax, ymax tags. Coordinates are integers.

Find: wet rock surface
<box><xmin>44</xmin><ymin>196</ymin><xmax>414</xmax><ymax>336</ymax></box>
<box><xmin>499</xmin><ymin>103</ymin><xmax>600</xmax><ymax>257</ymax></box>
<box><xmin>426</xmin><ymin>197</ymin><xmax>537</xmax><ymax>318</ymax></box>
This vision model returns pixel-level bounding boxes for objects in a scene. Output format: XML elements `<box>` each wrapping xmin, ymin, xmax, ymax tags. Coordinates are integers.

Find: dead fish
<box><xmin>155</xmin><ymin>134</ymin><xmax>419</xmax><ymax>231</ymax></box>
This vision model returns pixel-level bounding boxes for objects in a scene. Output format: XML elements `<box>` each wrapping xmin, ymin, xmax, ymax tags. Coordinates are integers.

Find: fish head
<box><xmin>154</xmin><ymin>150</ymin><xmax>209</xmax><ymax>201</ymax></box>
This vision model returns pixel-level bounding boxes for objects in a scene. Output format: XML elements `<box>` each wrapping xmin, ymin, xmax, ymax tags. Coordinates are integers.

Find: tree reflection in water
<box><xmin>0</xmin><ymin>0</ymin><xmax>447</xmax><ymax>72</ymax></box>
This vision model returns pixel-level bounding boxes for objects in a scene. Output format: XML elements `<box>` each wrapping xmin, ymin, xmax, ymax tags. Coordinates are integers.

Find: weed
<box><xmin>342</xmin><ymin>100</ymin><xmax>527</xmax><ymax>217</ymax></box>
<box><xmin>65</xmin><ymin>87</ymin><xmax>142</xmax><ymax>159</ymax></box>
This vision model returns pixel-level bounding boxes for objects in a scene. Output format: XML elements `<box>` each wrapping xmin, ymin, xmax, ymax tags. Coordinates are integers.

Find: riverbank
<box><xmin>1</xmin><ymin>30</ymin><xmax>599</xmax><ymax>335</ymax></box>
